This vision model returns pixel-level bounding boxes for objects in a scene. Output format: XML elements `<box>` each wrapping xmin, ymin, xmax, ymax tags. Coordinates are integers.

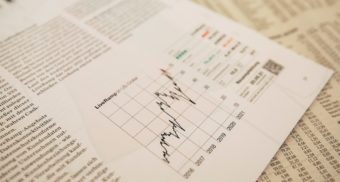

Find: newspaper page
<box><xmin>0</xmin><ymin>0</ymin><xmax>335</xmax><ymax>181</ymax></box>
<box><xmin>193</xmin><ymin>0</ymin><xmax>340</xmax><ymax>181</ymax></box>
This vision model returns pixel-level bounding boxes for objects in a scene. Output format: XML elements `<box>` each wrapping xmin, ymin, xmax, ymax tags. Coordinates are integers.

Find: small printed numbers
<box><xmin>195</xmin><ymin>156</ymin><xmax>205</xmax><ymax>166</ymax></box>
<box><xmin>236</xmin><ymin>111</ymin><xmax>245</xmax><ymax>120</ymax></box>
<box><xmin>183</xmin><ymin>168</ymin><xmax>195</xmax><ymax>179</ymax></box>
<box><xmin>217</xmin><ymin>132</ymin><xmax>226</xmax><ymax>143</ymax></box>
<box><xmin>220</xmin><ymin>95</ymin><xmax>227</xmax><ymax>100</ymax></box>
<box><xmin>227</xmin><ymin>121</ymin><xmax>236</xmax><ymax>131</ymax></box>
<box><xmin>206</xmin><ymin>144</ymin><xmax>216</xmax><ymax>154</ymax></box>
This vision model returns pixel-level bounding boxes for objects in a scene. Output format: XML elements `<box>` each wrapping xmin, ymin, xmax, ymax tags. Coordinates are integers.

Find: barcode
<box><xmin>263</xmin><ymin>60</ymin><xmax>284</xmax><ymax>76</ymax></box>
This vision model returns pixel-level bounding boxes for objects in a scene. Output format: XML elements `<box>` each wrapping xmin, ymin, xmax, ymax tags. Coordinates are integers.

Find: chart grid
<box><xmin>98</xmin><ymin>68</ymin><xmax>240</xmax><ymax>175</ymax></box>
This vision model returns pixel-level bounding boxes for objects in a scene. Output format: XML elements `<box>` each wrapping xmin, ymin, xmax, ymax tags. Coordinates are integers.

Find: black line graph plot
<box><xmin>98</xmin><ymin>66</ymin><xmax>242</xmax><ymax>177</ymax></box>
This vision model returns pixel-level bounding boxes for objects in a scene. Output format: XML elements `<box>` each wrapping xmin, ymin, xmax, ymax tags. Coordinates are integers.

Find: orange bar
<box><xmin>223</xmin><ymin>38</ymin><xmax>233</xmax><ymax>47</ymax></box>
<box><xmin>202</xmin><ymin>31</ymin><xmax>209</xmax><ymax>38</ymax></box>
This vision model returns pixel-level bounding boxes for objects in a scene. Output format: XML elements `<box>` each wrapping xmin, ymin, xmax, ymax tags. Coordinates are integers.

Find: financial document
<box><xmin>193</xmin><ymin>0</ymin><xmax>340</xmax><ymax>181</ymax></box>
<box><xmin>0</xmin><ymin>0</ymin><xmax>334</xmax><ymax>181</ymax></box>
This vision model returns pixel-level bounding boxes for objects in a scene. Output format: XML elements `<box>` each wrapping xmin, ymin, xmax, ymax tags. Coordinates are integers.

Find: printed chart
<box><xmin>98</xmin><ymin>66</ymin><xmax>244</xmax><ymax>178</ymax></box>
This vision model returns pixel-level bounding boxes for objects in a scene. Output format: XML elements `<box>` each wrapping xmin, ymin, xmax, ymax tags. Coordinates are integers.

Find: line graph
<box><xmin>155</xmin><ymin>69</ymin><xmax>197</xmax><ymax>163</ymax></box>
<box><xmin>98</xmin><ymin>66</ymin><xmax>243</xmax><ymax>177</ymax></box>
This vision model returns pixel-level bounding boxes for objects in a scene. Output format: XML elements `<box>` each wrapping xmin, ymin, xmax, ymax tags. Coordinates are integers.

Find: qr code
<box><xmin>263</xmin><ymin>60</ymin><xmax>284</xmax><ymax>75</ymax></box>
